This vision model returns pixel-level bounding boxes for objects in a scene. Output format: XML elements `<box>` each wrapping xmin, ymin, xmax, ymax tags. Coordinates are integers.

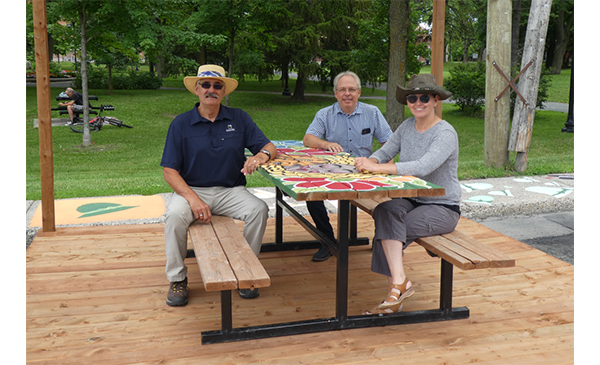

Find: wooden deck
<box><xmin>27</xmin><ymin>213</ymin><xmax>574</xmax><ymax>364</ymax></box>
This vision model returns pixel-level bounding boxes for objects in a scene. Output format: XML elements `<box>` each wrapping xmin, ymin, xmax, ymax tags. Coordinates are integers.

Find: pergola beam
<box><xmin>32</xmin><ymin>0</ymin><xmax>55</xmax><ymax>232</ymax></box>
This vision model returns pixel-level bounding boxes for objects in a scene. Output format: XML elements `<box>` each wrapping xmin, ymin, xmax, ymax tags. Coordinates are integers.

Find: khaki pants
<box><xmin>164</xmin><ymin>186</ymin><xmax>269</xmax><ymax>282</ymax></box>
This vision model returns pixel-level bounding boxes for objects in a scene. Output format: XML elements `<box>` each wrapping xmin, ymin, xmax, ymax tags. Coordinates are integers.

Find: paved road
<box><xmin>477</xmin><ymin>212</ymin><xmax>574</xmax><ymax>265</ymax></box>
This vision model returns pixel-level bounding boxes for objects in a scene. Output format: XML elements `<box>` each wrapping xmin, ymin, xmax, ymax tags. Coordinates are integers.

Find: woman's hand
<box><xmin>354</xmin><ymin>157</ymin><xmax>378</xmax><ymax>173</ymax></box>
<box><xmin>355</xmin><ymin>157</ymin><xmax>397</xmax><ymax>175</ymax></box>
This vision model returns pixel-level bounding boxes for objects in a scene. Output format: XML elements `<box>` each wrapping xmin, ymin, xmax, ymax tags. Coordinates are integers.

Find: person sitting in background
<box><xmin>58</xmin><ymin>87</ymin><xmax>84</xmax><ymax>125</ymax></box>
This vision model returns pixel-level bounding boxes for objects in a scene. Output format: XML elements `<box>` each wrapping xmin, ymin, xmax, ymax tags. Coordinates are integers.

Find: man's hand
<box><xmin>323</xmin><ymin>141</ymin><xmax>344</xmax><ymax>152</ymax></box>
<box><xmin>188</xmin><ymin>194</ymin><xmax>211</xmax><ymax>222</ymax></box>
<box><xmin>241</xmin><ymin>153</ymin><xmax>269</xmax><ymax>176</ymax></box>
<box><xmin>303</xmin><ymin>134</ymin><xmax>344</xmax><ymax>153</ymax></box>
<box><xmin>163</xmin><ymin>166</ymin><xmax>211</xmax><ymax>222</ymax></box>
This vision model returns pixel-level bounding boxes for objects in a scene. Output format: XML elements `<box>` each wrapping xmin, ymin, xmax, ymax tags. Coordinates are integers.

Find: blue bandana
<box><xmin>197</xmin><ymin>70</ymin><xmax>224</xmax><ymax>78</ymax></box>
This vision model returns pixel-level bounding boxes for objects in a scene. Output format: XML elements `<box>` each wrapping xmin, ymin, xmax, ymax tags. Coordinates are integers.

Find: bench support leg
<box><xmin>275</xmin><ymin>188</ymin><xmax>283</xmax><ymax>245</ymax></box>
<box><xmin>440</xmin><ymin>259</ymin><xmax>453</xmax><ymax>315</ymax></box>
<box><xmin>221</xmin><ymin>290</ymin><xmax>233</xmax><ymax>333</ymax></box>
<box><xmin>336</xmin><ymin>200</ymin><xmax>350</xmax><ymax>322</ymax></box>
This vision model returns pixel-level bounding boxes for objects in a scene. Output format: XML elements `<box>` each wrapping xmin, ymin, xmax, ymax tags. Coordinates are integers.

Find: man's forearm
<box><xmin>163</xmin><ymin>167</ymin><xmax>198</xmax><ymax>202</ymax></box>
<box><xmin>303</xmin><ymin>134</ymin><xmax>326</xmax><ymax>149</ymax></box>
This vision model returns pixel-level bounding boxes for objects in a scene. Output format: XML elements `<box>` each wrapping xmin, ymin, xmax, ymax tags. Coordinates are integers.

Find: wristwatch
<box><xmin>260</xmin><ymin>149</ymin><xmax>271</xmax><ymax>160</ymax></box>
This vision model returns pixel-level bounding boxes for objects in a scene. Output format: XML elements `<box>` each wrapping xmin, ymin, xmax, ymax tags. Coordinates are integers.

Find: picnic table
<box><xmin>215</xmin><ymin>141</ymin><xmax>470</xmax><ymax>342</ymax></box>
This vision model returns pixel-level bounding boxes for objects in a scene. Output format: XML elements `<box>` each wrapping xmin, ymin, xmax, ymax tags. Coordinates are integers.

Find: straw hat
<box><xmin>183</xmin><ymin>64</ymin><xmax>238</xmax><ymax>96</ymax></box>
<box><xmin>395</xmin><ymin>74</ymin><xmax>452</xmax><ymax>105</ymax></box>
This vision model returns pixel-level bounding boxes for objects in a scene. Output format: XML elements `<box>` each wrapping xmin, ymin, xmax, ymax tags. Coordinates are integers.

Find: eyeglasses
<box><xmin>406</xmin><ymin>94</ymin><xmax>434</xmax><ymax>104</ymax></box>
<box><xmin>336</xmin><ymin>88</ymin><xmax>359</xmax><ymax>94</ymax></box>
<box><xmin>198</xmin><ymin>81</ymin><xmax>224</xmax><ymax>90</ymax></box>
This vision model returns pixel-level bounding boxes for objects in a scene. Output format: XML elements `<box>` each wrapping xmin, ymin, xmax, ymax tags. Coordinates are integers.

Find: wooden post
<box><xmin>431</xmin><ymin>0</ymin><xmax>446</xmax><ymax>118</ymax></box>
<box><xmin>484</xmin><ymin>0</ymin><xmax>512</xmax><ymax>168</ymax></box>
<box><xmin>508</xmin><ymin>0</ymin><xmax>553</xmax><ymax>171</ymax></box>
<box><xmin>32</xmin><ymin>0</ymin><xmax>55</xmax><ymax>232</ymax></box>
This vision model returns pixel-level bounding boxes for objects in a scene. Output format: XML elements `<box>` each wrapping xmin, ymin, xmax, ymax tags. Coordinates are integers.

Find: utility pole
<box><xmin>484</xmin><ymin>0</ymin><xmax>512</xmax><ymax>168</ymax></box>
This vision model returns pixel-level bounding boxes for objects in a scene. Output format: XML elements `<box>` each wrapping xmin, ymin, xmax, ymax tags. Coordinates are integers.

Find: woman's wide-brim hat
<box><xmin>183</xmin><ymin>64</ymin><xmax>238</xmax><ymax>96</ymax></box>
<box><xmin>396</xmin><ymin>74</ymin><xmax>452</xmax><ymax>105</ymax></box>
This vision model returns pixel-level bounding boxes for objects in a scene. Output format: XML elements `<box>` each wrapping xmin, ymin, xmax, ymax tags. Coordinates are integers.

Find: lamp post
<box><xmin>562</xmin><ymin>63</ymin><xmax>574</xmax><ymax>133</ymax></box>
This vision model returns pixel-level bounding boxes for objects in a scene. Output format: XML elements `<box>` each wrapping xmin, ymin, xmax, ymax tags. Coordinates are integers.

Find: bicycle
<box><xmin>69</xmin><ymin>105</ymin><xmax>133</xmax><ymax>133</ymax></box>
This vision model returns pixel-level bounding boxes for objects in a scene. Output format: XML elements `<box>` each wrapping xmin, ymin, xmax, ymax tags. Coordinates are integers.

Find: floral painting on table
<box><xmin>258</xmin><ymin>141</ymin><xmax>443</xmax><ymax>200</ymax></box>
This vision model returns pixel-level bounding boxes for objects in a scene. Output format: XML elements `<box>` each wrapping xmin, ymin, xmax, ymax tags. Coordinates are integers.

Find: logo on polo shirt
<box><xmin>226</xmin><ymin>124</ymin><xmax>235</xmax><ymax>132</ymax></box>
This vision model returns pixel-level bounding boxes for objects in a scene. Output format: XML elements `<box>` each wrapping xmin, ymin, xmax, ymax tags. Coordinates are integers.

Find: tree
<box><xmin>48</xmin><ymin>0</ymin><xmax>107</xmax><ymax>146</ymax></box>
<box><xmin>286</xmin><ymin>1</ymin><xmax>326</xmax><ymax>101</ymax></box>
<box><xmin>446</xmin><ymin>0</ymin><xmax>483</xmax><ymax>63</ymax></box>
<box><xmin>352</xmin><ymin>0</ymin><xmax>389</xmax><ymax>89</ymax></box>
<box><xmin>386</xmin><ymin>0</ymin><xmax>411</xmax><ymax>130</ymax></box>
<box><xmin>189</xmin><ymin>0</ymin><xmax>254</xmax><ymax>106</ymax></box>
<box><xmin>545</xmin><ymin>0</ymin><xmax>573</xmax><ymax>74</ymax></box>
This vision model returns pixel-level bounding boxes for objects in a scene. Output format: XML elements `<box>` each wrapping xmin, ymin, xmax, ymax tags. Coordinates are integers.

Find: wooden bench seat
<box><xmin>187</xmin><ymin>215</ymin><xmax>271</xmax><ymax>344</ymax></box>
<box><xmin>188</xmin><ymin>215</ymin><xmax>270</xmax><ymax>292</ymax></box>
<box><xmin>350</xmin><ymin>198</ymin><xmax>515</xmax><ymax>270</ymax></box>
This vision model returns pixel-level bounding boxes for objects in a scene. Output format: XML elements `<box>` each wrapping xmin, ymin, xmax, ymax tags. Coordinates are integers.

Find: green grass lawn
<box><xmin>26</xmin><ymin>66</ymin><xmax>574</xmax><ymax>200</ymax></box>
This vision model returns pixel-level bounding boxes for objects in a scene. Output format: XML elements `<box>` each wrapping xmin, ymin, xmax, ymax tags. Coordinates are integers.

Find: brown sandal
<box><xmin>364</xmin><ymin>302</ymin><xmax>403</xmax><ymax>315</ymax></box>
<box><xmin>378</xmin><ymin>278</ymin><xmax>414</xmax><ymax>310</ymax></box>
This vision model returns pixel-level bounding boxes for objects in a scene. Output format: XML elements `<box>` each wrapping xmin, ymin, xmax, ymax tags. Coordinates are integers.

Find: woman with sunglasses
<box><xmin>354</xmin><ymin>74</ymin><xmax>461</xmax><ymax>315</ymax></box>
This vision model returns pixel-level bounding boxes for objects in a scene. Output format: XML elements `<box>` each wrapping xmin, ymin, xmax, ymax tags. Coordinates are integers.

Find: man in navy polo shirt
<box><xmin>161</xmin><ymin>64</ymin><xmax>277</xmax><ymax>306</ymax></box>
<box><xmin>303</xmin><ymin>71</ymin><xmax>393</xmax><ymax>262</ymax></box>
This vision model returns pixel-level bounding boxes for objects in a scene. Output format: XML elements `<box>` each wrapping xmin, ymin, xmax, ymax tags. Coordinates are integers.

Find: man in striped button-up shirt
<box><xmin>303</xmin><ymin>71</ymin><xmax>393</xmax><ymax>261</ymax></box>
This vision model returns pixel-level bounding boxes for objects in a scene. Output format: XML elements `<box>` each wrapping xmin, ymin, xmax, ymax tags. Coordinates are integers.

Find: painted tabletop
<box><xmin>257</xmin><ymin>140</ymin><xmax>446</xmax><ymax>201</ymax></box>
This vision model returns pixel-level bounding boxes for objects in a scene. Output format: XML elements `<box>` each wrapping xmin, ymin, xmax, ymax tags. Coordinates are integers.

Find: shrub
<box><xmin>445</xmin><ymin>62</ymin><xmax>486</xmax><ymax>116</ymax></box>
<box><xmin>73</xmin><ymin>67</ymin><xmax>162</xmax><ymax>90</ymax></box>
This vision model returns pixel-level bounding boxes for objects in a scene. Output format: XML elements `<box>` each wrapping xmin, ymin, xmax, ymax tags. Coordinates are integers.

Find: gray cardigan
<box><xmin>370</xmin><ymin>117</ymin><xmax>461</xmax><ymax>207</ymax></box>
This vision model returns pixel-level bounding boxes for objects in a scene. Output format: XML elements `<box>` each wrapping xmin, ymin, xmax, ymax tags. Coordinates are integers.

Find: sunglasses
<box><xmin>198</xmin><ymin>81</ymin><xmax>224</xmax><ymax>90</ymax></box>
<box><xmin>406</xmin><ymin>94</ymin><xmax>434</xmax><ymax>104</ymax></box>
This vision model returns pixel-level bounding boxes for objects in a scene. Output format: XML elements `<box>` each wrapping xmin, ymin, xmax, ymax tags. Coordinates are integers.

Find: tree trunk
<box><xmin>225</xmin><ymin>26</ymin><xmax>235</xmax><ymax>107</ymax></box>
<box><xmin>79</xmin><ymin>3</ymin><xmax>91</xmax><ymax>147</ymax></box>
<box><xmin>386</xmin><ymin>0</ymin><xmax>410</xmax><ymax>131</ymax></box>
<box><xmin>108</xmin><ymin>64</ymin><xmax>113</xmax><ymax>95</ymax></box>
<box><xmin>548</xmin><ymin>8</ymin><xmax>572</xmax><ymax>74</ymax></box>
<box><xmin>291</xmin><ymin>70</ymin><xmax>306</xmax><ymax>101</ymax></box>
<box><xmin>511</xmin><ymin>0</ymin><xmax>522</xmax><ymax>68</ymax></box>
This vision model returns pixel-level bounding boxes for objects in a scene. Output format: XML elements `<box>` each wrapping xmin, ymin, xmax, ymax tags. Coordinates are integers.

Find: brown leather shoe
<box><xmin>166</xmin><ymin>278</ymin><xmax>189</xmax><ymax>306</ymax></box>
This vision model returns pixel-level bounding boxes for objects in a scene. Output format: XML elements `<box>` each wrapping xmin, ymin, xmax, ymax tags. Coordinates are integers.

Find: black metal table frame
<box><xmin>200</xmin><ymin>187</ymin><xmax>469</xmax><ymax>344</ymax></box>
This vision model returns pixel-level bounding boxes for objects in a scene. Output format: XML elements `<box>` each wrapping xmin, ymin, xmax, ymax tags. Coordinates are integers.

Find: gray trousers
<box><xmin>164</xmin><ymin>186</ymin><xmax>269</xmax><ymax>282</ymax></box>
<box><xmin>371</xmin><ymin>198</ymin><xmax>460</xmax><ymax>277</ymax></box>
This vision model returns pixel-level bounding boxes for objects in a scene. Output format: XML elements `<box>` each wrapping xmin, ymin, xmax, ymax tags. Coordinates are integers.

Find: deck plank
<box><xmin>26</xmin><ymin>213</ymin><xmax>573</xmax><ymax>364</ymax></box>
